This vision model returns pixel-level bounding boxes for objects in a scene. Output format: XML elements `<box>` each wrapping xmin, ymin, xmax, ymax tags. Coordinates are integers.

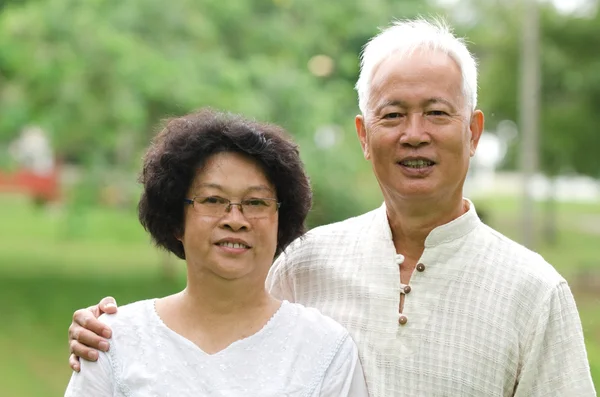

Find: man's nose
<box><xmin>399</xmin><ymin>113</ymin><xmax>431</xmax><ymax>147</ymax></box>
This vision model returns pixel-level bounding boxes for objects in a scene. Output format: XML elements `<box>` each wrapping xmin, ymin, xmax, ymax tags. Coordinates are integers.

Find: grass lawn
<box><xmin>1</xmin><ymin>194</ymin><xmax>598</xmax><ymax>396</ymax></box>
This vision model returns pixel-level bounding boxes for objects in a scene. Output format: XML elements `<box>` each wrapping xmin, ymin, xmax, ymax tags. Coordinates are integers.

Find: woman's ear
<box><xmin>174</xmin><ymin>225</ymin><xmax>184</xmax><ymax>242</ymax></box>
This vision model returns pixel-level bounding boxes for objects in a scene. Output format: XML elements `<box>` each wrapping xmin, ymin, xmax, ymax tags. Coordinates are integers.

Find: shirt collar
<box><xmin>376</xmin><ymin>198</ymin><xmax>481</xmax><ymax>247</ymax></box>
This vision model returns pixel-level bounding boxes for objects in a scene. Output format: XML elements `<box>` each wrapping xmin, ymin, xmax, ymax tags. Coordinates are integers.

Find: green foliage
<box><xmin>0</xmin><ymin>0</ymin><xmax>431</xmax><ymax>225</ymax></box>
<box><xmin>454</xmin><ymin>1</ymin><xmax>600</xmax><ymax>178</ymax></box>
<box><xmin>1</xmin><ymin>3</ymin><xmax>599</xmax><ymax>394</ymax></box>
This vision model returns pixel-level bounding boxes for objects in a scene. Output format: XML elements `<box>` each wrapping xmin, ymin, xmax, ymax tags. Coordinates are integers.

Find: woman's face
<box><xmin>179</xmin><ymin>152</ymin><xmax>279</xmax><ymax>283</ymax></box>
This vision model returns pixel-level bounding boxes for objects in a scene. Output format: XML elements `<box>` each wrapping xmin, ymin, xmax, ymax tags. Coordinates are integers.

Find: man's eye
<box><xmin>384</xmin><ymin>112</ymin><xmax>403</xmax><ymax>119</ymax></box>
<box><xmin>427</xmin><ymin>110</ymin><xmax>449</xmax><ymax>116</ymax></box>
<box><xmin>244</xmin><ymin>199</ymin><xmax>268</xmax><ymax>207</ymax></box>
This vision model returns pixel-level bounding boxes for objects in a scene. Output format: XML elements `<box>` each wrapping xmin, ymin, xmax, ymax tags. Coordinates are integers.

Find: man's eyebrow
<box><xmin>374</xmin><ymin>100</ymin><xmax>408</xmax><ymax>112</ymax></box>
<box><xmin>423</xmin><ymin>97</ymin><xmax>456</xmax><ymax>110</ymax></box>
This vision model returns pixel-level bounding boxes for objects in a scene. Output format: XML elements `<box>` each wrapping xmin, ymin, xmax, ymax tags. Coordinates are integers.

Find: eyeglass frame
<box><xmin>183</xmin><ymin>196</ymin><xmax>281</xmax><ymax>219</ymax></box>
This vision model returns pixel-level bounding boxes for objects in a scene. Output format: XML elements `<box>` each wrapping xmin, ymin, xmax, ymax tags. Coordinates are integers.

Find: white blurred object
<box><xmin>314</xmin><ymin>125</ymin><xmax>342</xmax><ymax>149</ymax></box>
<box><xmin>464</xmin><ymin>119</ymin><xmax>599</xmax><ymax>203</ymax></box>
<box><xmin>466</xmin><ymin>131</ymin><xmax>506</xmax><ymax>195</ymax></box>
<box><xmin>9</xmin><ymin>126</ymin><xmax>55</xmax><ymax>175</ymax></box>
<box><xmin>529</xmin><ymin>174</ymin><xmax>600</xmax><ymax>202</ymax></box>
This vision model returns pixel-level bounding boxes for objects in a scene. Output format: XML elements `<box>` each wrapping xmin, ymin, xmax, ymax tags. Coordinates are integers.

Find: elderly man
<box><xmin>68</xmin><ymin>19</ymin><xmax>596</xmax><ymax>396</ymax></box>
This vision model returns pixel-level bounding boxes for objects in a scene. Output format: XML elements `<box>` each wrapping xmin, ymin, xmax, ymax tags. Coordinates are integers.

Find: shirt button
<box><xmin>398</xmin><ymin>315</ymin><xmax>408</xmax><ymax>325</ymax></box>
<box><xmin>403</xmin><ymin>285</ymin><xmax>412</xmax><ymax>294</ymax></box>
<box><xmin>416</xmin><ymin>263</ymin><xmax>426</xmax><ymax>272</ymax></box>
<box><xmin>395</xmin><ymin>254</ymin><xmax>405</xmax><ymax>264</ymax></box>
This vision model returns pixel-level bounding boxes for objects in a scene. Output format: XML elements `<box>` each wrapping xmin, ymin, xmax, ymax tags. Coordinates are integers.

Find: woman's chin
<box><xmin>211</xmin><ymin>259</ymin><xmax>258</xmax><ymax>281</ymax></box>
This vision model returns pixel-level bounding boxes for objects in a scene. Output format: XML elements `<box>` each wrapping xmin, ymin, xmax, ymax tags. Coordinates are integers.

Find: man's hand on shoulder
<box><xmin>68</xmin><ymin>296</ymin><xmax>118</xmax><ymax>372</ymax></box>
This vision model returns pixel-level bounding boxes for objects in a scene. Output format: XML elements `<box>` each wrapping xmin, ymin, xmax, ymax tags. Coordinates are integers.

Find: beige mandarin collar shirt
<box><xmin>267</xmin><ymin>200</ymin><xmax>596</xmax><ymax>397</ymax></box>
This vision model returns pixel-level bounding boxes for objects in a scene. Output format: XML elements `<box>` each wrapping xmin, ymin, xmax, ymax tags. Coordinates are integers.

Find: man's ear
<box><xmin>355</xmin><ymin>115</ymin><xmax>371</xmax><ymax>160</ymax></box>
<box><xmin>469</xmin><ymin>110</ymin><xmax>485</xmax><ymax>157</ymax></box>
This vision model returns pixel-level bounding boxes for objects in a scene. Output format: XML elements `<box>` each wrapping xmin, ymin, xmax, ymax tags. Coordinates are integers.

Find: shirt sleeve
<box><xmin>266</xmin><ymin>252</ymin><xmax>296</xmax><ymax>302</ymax></box>
<box><xmin>514</xmin><ymin>282</ymin><xmax>596</xmax><ymax>396</ymax></box>
<box><xmin>317</xmin><ymin>335</ymin><xmax>369</xmax><ymax>397</ymax></box>
<box><xmin>64</xmin><ymin>350</ymin><xmax>114</xmax><ymax>396</ymax></box>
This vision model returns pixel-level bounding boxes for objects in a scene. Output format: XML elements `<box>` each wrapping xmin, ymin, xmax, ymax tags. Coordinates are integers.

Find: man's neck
<box><xmin>385</xmin><ymin>194</ymin><xmax>468</xmax><ymax>260</ymax></box>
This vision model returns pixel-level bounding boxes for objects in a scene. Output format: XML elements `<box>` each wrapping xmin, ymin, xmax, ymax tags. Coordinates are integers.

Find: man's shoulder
<box><xmin>478</xmin><ymin>223</ymin><xmax>565</xmax><ymax>289</ymax></box>
<box><xmin>318</xmin><ymin>206</ymin><xmax>382</xmax><ymax>231</ymax></box>
<box><xmin>292</xmin><ymin>207</ymin><xmax>381</xmax><ymax>247</ymax></box>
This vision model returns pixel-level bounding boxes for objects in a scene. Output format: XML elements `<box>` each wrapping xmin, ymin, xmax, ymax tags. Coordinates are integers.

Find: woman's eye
<box><xmin>244</xmin><ymin>199</ymin><xmax>268</xmax><ymax>207</ymax></box>
<box><xmin>201</xmin><ymin>196</ymin><xmax>226</xmax><ymax>204</ymax></box>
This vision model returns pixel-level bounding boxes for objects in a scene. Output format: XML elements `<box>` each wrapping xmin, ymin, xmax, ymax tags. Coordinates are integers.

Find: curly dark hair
<box><xmin>138</xmin><ymin>108</ymin><xmax>312</xmax><ymax>260</ymax></box>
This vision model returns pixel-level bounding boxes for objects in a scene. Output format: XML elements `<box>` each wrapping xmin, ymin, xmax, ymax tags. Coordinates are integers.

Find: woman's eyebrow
<box><xmin>194</xmin><ymin>183</ymin><xmax>274</xmax><ymax>195</ymax></box>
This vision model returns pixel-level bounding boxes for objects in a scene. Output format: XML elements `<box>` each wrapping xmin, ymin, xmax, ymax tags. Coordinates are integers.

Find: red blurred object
<box><xmin>0</xmin><ymin>166</ymin><xmax>60</xmax><ymax>203</ymax></box>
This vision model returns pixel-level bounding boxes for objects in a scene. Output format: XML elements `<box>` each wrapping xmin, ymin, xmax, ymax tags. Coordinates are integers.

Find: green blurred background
<box><xmin>0</xmin><ymin>0</ymin><xmax>598</xmax><ymax>395</ymax></box>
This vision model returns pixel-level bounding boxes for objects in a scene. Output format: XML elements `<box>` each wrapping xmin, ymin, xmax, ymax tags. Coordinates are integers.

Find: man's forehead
<box><xmin>367</xmin><ymin>51</ymin><xmax>464</xmax><ymax>107</ymax></box>
<box><xmin>368</xmin><ymin>79</ymin><xmax>463</xmax><ymax>107</ymax></box>
<box><xmin>370</xmin><ymin>49</ymin><xmax>460</xmax><ymax>82</ymax></box>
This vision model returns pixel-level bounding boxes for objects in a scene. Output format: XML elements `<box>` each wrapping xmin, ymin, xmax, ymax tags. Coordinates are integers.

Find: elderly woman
<box><xmin>64</xmin><ymin>109</ymin><xmax>368</xmax><ymax>396</ymax></box>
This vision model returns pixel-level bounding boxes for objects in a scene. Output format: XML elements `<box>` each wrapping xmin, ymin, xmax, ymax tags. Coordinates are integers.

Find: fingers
<box><xmin>73</xmin><ymin>307</ymin><xmax>112</xmax><ymax>339</ymax></box>
<box><xmin>67</xmin><ymin>301</ymin><xmax>115</xmax><ymax>369</ymax></box>
<box><xmin>70</xmin><ymin>322</ymin><xmax>111</xmax><ymax>350</ymax></box>
<box><xmin>69</xmin><ymin>338</ymin><xmax>100</xmax><ymax>363</ymax></box>
<box><xmin>99</xmin><ymin>296</ymin><xmax>118</xmax><ymax>315</ymax></box>
<box><xmin>69</xmin><ymin>353</ymin><xmax>81</xmax><ymax>372</ymax></box>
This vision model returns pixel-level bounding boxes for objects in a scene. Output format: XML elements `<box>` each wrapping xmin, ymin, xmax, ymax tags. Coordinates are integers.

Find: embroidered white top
<box><xmin>266</xmin><ymin>201</ymin><xmax>596</xmax><ymax>397</ymax></box>
<box><xmin>65</xmin><ymin>299</ymin><xmax>369</xmax><ymax>397</ymax></box>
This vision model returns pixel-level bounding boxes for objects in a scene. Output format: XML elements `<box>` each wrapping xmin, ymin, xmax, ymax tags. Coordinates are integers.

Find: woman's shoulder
<box><xmin>98</xmin><ymin>299</ymin><xmax>156</xmax><ymax>331</ymax></box>
<box><xmin>282</xmin><ymin>301</ymin><xmax>350</xmax><ymax>343</ymax></box>
<box><xmin>96</xmin><ymin>299</ymin><xmax>164</xmax><ymax>363</ymax></box>
<box><xmin>270</xmin><ymin>302</ymin><xmax>358</xmax><ymax>394</ymax></box>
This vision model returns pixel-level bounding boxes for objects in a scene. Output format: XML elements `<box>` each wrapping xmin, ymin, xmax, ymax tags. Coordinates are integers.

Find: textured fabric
<box><xmin>65</xmin><ymin>299</ymin><xmax>369</xmax><ymax>397</ymax></box>
<box><xmin>266</xmin><ymin>200</ymin><xmax>596</xmax><ymax>397</ymax></box>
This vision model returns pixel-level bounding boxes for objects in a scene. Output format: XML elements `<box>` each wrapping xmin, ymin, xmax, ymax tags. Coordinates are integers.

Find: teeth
<box><xmin>402</xmin><ymin>159</ymin><xmax>433</xmax><ymax>168</ymax></box>
<box><xmin>219</xmin><ymin>242</ymin><xmax>248</xmax><ymax>249</ymax></box>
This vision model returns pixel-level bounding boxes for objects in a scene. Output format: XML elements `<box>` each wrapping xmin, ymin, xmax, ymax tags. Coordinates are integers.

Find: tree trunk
<box><xmin>519</xmin><ymin>0</ymin><xmax>541</xmax><ymax>249</ymax></box>
<box><xmin>543</xmin><ymin>176</ymin><xmax>558</xmax><ymax>245</ymax></box>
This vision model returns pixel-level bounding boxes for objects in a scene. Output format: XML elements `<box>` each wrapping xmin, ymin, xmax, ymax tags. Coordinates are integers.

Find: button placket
<box><xmin>399</xmin><ymin>283</ymin><xmax>411</xmax><ymax>325</ymax></box>
<box><xmin>397</xmin><ymin>254</ymin><xmax>413</xmax><ymax>326</ymax></box>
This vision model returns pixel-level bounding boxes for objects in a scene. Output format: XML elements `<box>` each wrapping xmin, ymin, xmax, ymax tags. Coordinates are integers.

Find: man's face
<box><xmin>355</xmin><ymin>49</ymin><xmax>484</xmax><ymax>204</ymax></box>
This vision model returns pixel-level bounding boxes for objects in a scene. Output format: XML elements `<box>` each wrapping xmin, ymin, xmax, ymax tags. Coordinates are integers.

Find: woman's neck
<box><xmin>155</xmin><ymin>276</ymin><xmax>281</xmax><ymax>354</ymax></box>
<box><xmin>183</xmin><ymin>276</ymin><xmax>277</xmax><ymax>319</ymax></box>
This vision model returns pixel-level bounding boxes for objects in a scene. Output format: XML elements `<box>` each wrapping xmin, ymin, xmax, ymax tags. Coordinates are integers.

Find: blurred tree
<box><xmin>0</xmin><ymin>0</ymin><xmax>431</xmax><ymax>227</ymax></box>
<box><xmin>456</xmin><ymin>0</ymin><xmax>600</xmax><ymax>179</ymax></box>
<box><xmin>448</xmin><ymin>0</ymin><xmax>600</xmax><ymax>243</ymax></box>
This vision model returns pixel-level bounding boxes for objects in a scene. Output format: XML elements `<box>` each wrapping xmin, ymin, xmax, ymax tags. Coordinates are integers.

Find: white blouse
<box><xmin>65</xmin><ymin>299</ymin><xmax>369</xmax><ymax>396</ymax></box>
<box><xmin>267</xmin><ymin>200</ymin><xmax>596</xmax><ymax>397</ymax></box>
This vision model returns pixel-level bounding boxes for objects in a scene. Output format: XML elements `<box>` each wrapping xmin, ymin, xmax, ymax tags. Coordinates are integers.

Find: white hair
<box><xmin>355</xmin><ymin>18</ymin><xmax>478</xmax><ymax>115</ymax></box>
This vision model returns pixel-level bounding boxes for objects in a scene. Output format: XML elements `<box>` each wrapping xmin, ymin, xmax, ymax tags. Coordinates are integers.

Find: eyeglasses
<box><xmin>183</xmin><ymin>196</ymin><xmax>281</xmax><ymax>219</ymax></box>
